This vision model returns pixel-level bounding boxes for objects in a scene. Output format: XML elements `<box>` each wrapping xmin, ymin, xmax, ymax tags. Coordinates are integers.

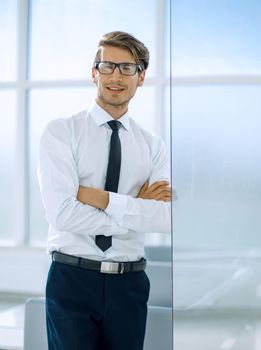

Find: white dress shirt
<box><xmin>38</xmin><ymin>101</ymin><xmax>171</xmax><ymax>261</ymax></box>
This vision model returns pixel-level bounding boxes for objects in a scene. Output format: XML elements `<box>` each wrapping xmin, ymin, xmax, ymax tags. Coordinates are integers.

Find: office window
<box><xmin>0</xmin><ymin>0</ymin><xmax>17</xmax><ymax>81</ymax></box>
<box><xmin>165</xmin><ymin>0</ymin><xmax>173</xmax><ymax>77</ymax></box>
<box><xmin>29</xmin><ymin>0</ymin><xmax>157</xmax><ymax>80</ymax></box>
<box><xmin>0</xmin><ymin>91</ymin><xmax>16</xmax><ymax>240</ymax></box>
<box><xmin>0</xmin><ymin>1</ymin><xmax>17</xmax><ymax>242</ymax></box>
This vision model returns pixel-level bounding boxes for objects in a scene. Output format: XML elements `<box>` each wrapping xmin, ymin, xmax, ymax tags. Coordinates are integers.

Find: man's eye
<box><xmin>100</xmin><ymin>63</ymin><xmax>113</xmax><ymax>70</ymax></box>
<box><xmin>122</xmin><ymin>65</ymin><xmax>132</xmax><ymax>70</ymax></box>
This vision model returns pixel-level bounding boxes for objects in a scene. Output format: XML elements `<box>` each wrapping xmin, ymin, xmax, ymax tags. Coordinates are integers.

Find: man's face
<box><xmin>92</xmin><ymin>45</ymin><xmax>146</xmax><ymax>114</ymax></box>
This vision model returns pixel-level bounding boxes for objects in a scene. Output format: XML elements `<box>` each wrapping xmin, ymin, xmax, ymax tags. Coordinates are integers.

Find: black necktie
<box><xmin>95</xmin><ymin>120</ymin><xmax>122</xmax><ymax>251</ymax></box>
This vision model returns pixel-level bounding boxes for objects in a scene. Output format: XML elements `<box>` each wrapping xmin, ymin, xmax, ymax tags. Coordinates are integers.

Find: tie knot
<box><xmin>107</xmin><ymin>120</ymin><xmax>121</xmax><ymax>131</ymax></box>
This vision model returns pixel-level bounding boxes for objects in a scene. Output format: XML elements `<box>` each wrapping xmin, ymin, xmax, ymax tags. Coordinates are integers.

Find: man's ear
<box><xmin>137</xmin><ymin>70</ymin><xmax>146</xmax><ymax>87</ymax></box>
<box><xmin>92</xmin><ymin>67</ymin><xmax>98</xmax><ymax>84</ymax></box>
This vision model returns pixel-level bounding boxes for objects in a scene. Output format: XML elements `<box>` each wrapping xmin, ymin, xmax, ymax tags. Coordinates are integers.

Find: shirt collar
<box><xmin>88</xmin><ymin>100</ymin><xmax>130</xmax><ymax>131</ymax></box>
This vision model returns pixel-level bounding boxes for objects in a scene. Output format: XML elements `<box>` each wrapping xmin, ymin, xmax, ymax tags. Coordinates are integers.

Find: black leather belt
<box><xmin>52</xmin><ymin>251</ymin><xmax>146</xmax><ymax>274</ymax></box>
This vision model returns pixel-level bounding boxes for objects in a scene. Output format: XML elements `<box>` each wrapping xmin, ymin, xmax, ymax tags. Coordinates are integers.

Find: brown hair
<box><xmin>94</xmin><ymin>31</ymin><xmax>150</xmax><ymax>70</ymax></box>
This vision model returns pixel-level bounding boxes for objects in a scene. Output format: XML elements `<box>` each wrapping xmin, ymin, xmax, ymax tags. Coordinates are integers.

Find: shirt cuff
<box><xmin>105</xmin><ymin>192</ymin><xmax>128</xmax><ymax>225</ymax></box>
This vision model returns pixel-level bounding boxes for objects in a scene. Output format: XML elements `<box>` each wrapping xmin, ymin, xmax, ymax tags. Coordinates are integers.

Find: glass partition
<box><xmin>172</xmin><ymin>0</ymin><xmax>261</xmax><ymax>76</ymax></box>
<box><xmin>173</xmin><ymin>85</ymin><xmax>261</xmax><ymax>250</ymax></box>
<box><xmin>172</xmin><ymin>1</ymin><xmax>261</xmax><ymax>349</ymax></box>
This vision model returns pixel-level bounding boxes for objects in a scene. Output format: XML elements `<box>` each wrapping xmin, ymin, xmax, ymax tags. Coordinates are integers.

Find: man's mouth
<box><xmin>106</xmin><ymin>86</ymin><xmax>125</xmax><ymax>93</ymax></box>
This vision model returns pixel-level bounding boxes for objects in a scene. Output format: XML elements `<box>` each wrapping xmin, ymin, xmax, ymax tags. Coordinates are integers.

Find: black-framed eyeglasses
<box><xmin>94</xmin><ymin>61</ymin><xmax>143</xmax><ymax>76</ymax></box>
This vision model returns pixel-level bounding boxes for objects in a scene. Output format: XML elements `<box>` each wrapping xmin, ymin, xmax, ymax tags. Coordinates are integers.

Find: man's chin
<box><xmin>100</xmin><ymin>96</ymin><xmax>130</xmax><ymax>108</ymax></box>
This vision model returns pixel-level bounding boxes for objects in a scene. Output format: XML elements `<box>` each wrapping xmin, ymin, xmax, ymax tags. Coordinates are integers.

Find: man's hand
<box><xmin>137</xmin><ymin>181</ymin><xmax>172</xmax><ymax>202</ymax></box>
<box><xmin>77</xmin><ymin>186</ymin><xmax>109</xmax><ymax>210</ymax></box>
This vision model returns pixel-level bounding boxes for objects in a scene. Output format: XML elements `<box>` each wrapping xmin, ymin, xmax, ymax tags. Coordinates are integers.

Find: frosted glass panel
<box><xmin>0</xmin><ymin>91</ymin><xmax>16</xmax><ymax>239</ymax></box>
<box><xmin>30</xmin><ymin>0</ymin><xmax>157</xmax><ymax>80</ymax></box>
<box><xmin>172</xmin><ymin>85</ymin><xmax>261</xmax><ymax>249</ymax></box>
<box><xmin>173</xmin><ymin>0</ymin><xmax>261</xmax><ymax>75</ymax></box>
<box><xmin>0</xmin><ymin>0</ymin><xmax>17</xmax><ymax>81</ymax></box>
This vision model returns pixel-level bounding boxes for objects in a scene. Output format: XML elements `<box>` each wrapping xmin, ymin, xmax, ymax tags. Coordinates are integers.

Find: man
<box><xmin>38</xmin><ymin>31</ymin><xmax>171</xmax><ymax>350</ymax></box>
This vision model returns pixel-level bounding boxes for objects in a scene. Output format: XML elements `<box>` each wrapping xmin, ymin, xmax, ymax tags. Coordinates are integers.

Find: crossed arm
<box><xmin>77</xmin><ymin>181</ymin><xmax>172</xmax><ymax>210</ymax></box>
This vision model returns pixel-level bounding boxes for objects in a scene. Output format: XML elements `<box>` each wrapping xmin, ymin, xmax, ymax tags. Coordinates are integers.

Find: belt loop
<box><xmin>78</xmin><ymin>257</ymin><xmax>82</xmax><ymax>267</ymax></box>
<box><xmin>119</xmin><ymin>262</ymin><xmax>124</xmax><ymax>274</ymax></box>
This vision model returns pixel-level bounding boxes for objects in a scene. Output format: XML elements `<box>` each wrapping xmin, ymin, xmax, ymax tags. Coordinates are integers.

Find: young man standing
<box><xmin>38</xmin><ymin>31</ymin><xmax>171</xmax><ymax>350</ymax></box>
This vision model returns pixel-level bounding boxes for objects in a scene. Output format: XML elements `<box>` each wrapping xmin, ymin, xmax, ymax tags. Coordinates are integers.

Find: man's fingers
<box><xmin>154</xmin><ymin>190</ymin><xmax>172</xmax><ymax>200</ymax></box>
<box><xmin>138</xmin><ymin>180</ymin><xmax>176</xmax><ymax>202</ymax></box>
<box><xmin>150</xmin><ymin>185</ymin><xmax>171</xmax><ymax>196</ymax></box>
<box><xmin>148</xmin><ymin>181</ymin><xmax>170</xmax><ymax>191</ymax></box>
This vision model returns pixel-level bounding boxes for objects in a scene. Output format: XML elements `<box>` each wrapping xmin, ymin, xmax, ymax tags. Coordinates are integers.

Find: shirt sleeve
<box><xmin>38</xmin><ymin>119</ymin><xmax>128</xmax><ymax>236</ymax></box>
<box><xmin>105</xmin><ymin>136</ymin><xmax>172</xmax><ymax>234</ymax></box>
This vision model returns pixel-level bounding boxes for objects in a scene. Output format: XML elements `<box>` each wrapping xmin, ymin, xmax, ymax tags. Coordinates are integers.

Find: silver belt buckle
<box><xmin>101</xmin><ymin>261</ymin><xmax>124</xmax><ymax>274</ymax></box>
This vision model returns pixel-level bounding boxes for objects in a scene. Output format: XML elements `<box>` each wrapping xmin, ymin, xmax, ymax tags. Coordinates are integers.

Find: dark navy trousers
<box><xmin>46</xmin><ymin>261</ymin><xmax>150</xmax><ymax>350</ymax></box>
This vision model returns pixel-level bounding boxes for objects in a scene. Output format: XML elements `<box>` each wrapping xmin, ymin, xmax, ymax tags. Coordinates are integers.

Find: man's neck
<box><xmin>95</xmin><ymin>99</ymin><xmax>128</xmax><ymax>120</ymax></box>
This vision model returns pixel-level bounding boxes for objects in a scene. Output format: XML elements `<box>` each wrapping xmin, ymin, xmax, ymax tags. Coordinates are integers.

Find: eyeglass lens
<box><xmin>96</xmin><ymin>62</ymin><xmax>139</xmax><ymax>75</ymax></box>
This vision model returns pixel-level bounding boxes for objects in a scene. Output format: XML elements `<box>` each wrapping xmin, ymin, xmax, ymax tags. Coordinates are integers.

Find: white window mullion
<box><xmin>15</xmin><ymin>0</ymin><xmax>30</xmax><ymax>244</ymax></box>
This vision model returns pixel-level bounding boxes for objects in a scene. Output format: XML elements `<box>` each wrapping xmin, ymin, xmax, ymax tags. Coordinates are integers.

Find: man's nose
<box><xmin>111</xmin><ymin>66</ymin><xmax>123</xmax><ymax>78</ymax></box>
